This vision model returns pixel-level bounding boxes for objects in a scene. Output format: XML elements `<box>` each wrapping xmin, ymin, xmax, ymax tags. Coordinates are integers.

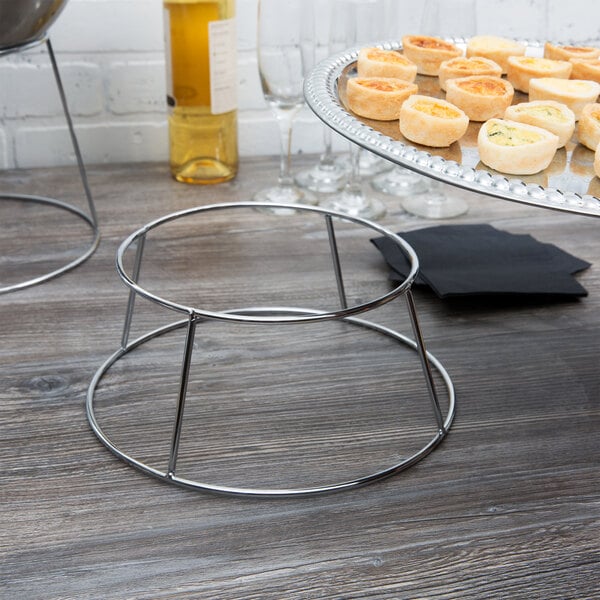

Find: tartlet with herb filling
<box><xmin>528</xmin><ymin>77</ymin><xmax>600</xmax><ymax>120</ymax></box>
<box><xmin>478</xmin><ymin>118</ymin><xmax>559</xmax><ymax>175</ymax></box>
<box><xmin>504</xmin><ymin>100</ymin><xmax>575</xmax><ymax>148</ymax></box>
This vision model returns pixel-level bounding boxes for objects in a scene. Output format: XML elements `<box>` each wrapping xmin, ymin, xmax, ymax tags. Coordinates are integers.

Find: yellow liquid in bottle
<box><xmin>164</xmin><ymin>0</ymin><xmax>238</xmax><ymax>184</ymax></box>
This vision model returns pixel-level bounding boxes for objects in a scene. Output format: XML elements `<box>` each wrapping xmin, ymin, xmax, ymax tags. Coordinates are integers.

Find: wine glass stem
<box><xmin>273</xmin><ymin>106</ymin><xmax>300</xmax><ymax>187</ymax></box>
<box><xmin>319</xmin><ymin>126</ymin><xmax>335</xmax><ymax>168</ymax></box>
<box><xmin>346</xmin><ymin>142</ymin><xmax>362</xmax><ymax>195</ymax></box>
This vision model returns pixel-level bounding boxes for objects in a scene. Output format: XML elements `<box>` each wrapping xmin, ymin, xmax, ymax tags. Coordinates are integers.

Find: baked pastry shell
<box><xmin>401</xmin><ymin>35</ymin><xmax>462</xmax><ymax>76</ymax></box>
<box><xmin>578</xmin><ymin>103</ymin><xmax>600</xmax><ymax>151</ymax></box>
<box><xmin>438</xmin><ymin>57</ymin><xmax>502</xmax><ymax>91</ymax></box>
<box><xmin>528</xmin><ymin>78</ymin><xmax>600</xmax><ymax>120</ymax></box>
<box><xmin>399</xmin><ymin>95</ymin><xmax>469</xmax><ymax>147</ymax></box>
<box><xmin>357</xmin><ymin>48</ymin><xmax>417</xmax><ymax>82</ymax></box>
<box><xmin>445</xmin><ymin>76</ymin><xmax>514</xmax><ymax>122</ymax></box>
<box><xmin>478</xmin><ymin>118</ymin><xmax>559</xmax><ymax>175</ymax></box>
<box><xmin>506</xmin><ymin>56</ymin><xmax>572</xmax><ymax>94</ymax></box>
<box><xmin>346</xmin><ymin>77</ymin><xmax>418</xmax><ymax>121</ymax></box>
<box><xmin>466</xmin><ymin>35</ymin><xmax>526</xmax><ymax>74</ymax></box>
<box><xmin>544</xmin><ymin>42</ymin><xmax>600</xmax><ymax>62</ymax></box>
<box><xmin>503</xmin><ymin>100</ymin><xmax>575</xmax><ymax>148</ymax></box>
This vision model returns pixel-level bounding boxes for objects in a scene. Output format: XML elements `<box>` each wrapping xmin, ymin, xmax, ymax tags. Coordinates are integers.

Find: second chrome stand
<box><xmin>0</xmin><ymin>38</ymin><xmax>99</xmax><ymax>294</ymax></box>
<box><xmin>87</xmin><ymin>203</ymin><xmax>456</xmax><ymax>497</ymax></box>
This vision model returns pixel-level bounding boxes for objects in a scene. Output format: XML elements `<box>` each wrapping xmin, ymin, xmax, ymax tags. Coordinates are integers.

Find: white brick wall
<box><xmin>1</xmin><ymin>0</ymin><xmax>599</xmax><ymax>168</ymax></box>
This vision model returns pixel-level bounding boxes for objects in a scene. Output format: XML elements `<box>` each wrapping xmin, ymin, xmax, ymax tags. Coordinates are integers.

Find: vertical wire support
<box><xmin>46</xmin><ymin>38</ymin><xmax>98</xmax><ymax>228</ymax></box>
<box><xmin>167</xmin><ymin>313</ymin><xmax>198</xmax><ymax>478</ymax></box>
<box><xmin>404</xmin><ymin>290</ymin><xmax>446</xmax><ymax>433</ymax></box>
<box><xmin>121</xmin><ymin>234</ymin><xmax>146</xmax><ymax>349</ymax></box>
<box><xmin>325</xmin><ymin>214</ymin><xmax>348</xmax><ymax>310</ymax></box>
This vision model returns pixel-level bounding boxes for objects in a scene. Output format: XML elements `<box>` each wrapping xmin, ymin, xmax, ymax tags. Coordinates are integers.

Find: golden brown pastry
<box><xmin>445</xmin><ymin>75</ymin><xmax>514</xmax><ymax>122</ymax></box>
<box><xmin>438</xmin><ymin>56</ymin><xmax>502</xmax><ymax>91</ymax></box>
<box><xmin>506</xmin><ymin>56</ymin><xmax>572</xmax><ymax>94</ymax></box>
<box><xmin>399</xmin><ymin>95</ymin><xmax>469</xmax><ymax>147</ymax></box>
<box><xmin>544</xmin><ymin>42</ymin><xmax>600</xmax><ymax>62</ymax></box>
<box><xmin>570</xmin><ymin>58</ymin><xmax>600</xmax><ymax>84</ymax></box>
<box><xmin>504</xmin><ymin>100</ymin><xmax>575</xmax><ymax>148</ymax></box>
<box><xmin>401</xmin><ymin>35</ymin><xmax>462</xmax><ymax>76</ymax></box>
<box><xmin>466</xmin><ymin>35</ymin><xmax>526</xmax><ymax>74</ymax></box>
<box><xmin>595</xmin><ymin>143</ymin><xmax>600</xmax><ymax>178</ymax></box>
<box><xmin>528</xmin><ymin>77</ymin><xmax>600</xmax><ymax>120</ymax></box>
<box><xmin>478</xmin><ymin>118</ymin><xmax>559</xmax><ymax>175</ymax></box>
<box><xmin>346</xmin><ymin>77</ymin><xmax>418</xmax><ymax>121</ymax></box>
<box><xmin>577</xmin><ymin>103</ymin><xmax>600</xmax><ymax>151</ymax></box>
<box><xmin>357</xmin><ymin>47</ymin><xmax>417</xmax><ymax>82</ymax></box>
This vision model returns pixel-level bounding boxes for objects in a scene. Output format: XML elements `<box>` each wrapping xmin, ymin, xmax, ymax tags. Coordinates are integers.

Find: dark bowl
<box><xmin>0</xmin><ymin>0</ymin><xmax>68</xmax><ymax>51</ymax></box>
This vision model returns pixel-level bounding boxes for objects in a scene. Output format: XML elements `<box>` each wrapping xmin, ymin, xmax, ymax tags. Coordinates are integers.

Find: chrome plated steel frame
<box><xmin>0</xmin><ymin>38</ymin><xmax>99</xmax><ymax>294</ymax></box>
<box><xmin>87</xmin><ymin>202</ymin><xmax>456</xmax><ymax>497</ymax></box>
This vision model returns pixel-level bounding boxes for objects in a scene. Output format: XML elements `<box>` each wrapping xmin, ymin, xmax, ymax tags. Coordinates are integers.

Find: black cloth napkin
<box><xmin>372</xmin><ymin>224</ymin><xmax>591</xmax><ymax>298</ymax></box>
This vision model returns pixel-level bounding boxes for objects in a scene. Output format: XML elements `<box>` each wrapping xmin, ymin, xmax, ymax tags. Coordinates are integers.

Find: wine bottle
<box><xmin>163</xmin><ymin>0</ymin><xmax>238</xmax><ymax>184</ymax></box>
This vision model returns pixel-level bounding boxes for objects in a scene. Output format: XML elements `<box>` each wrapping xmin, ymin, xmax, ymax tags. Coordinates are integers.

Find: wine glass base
<box><xmin>401</xmin><ymin>193</ymin><xmax>469</xmax><ymax>219</ymax></box>
<box><xmin>320</xmin><ymin>192</ymin><xmax>386</xmax><ymax>220</ymax></box>
<box><xmin>335</xmin><ymin>153</ymin><xmax>393</xmax><ymax>177</ymax></box>
<box><xmin>371</xmin><ymin>168</ymin><xmax>430</xmax><ymax>197</ymax></box>
<box><xmin>294</xmin><ymin>164</ymin><xmax>347</xmax><ymax>193</ymax></box>
<box><xmin>252</xmin><ymin>185</ymin><xmax>317</xmax><ymax>215</ymax></box>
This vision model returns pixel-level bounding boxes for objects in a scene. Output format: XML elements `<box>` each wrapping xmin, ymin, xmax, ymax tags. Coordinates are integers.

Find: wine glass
<box><xmin>400</xmin><ymin>0</ymin><xmax>474</xmax><ymax>219</ymax></box>
<box><xmin>253</xmin><ymin>0</ymin><xmax>316</xmax><ymax>209</ymax></box>
<box><xmin>294</xmin><ymin>0</ymin><xmax>348</xmax><ymax>194</ymax></box>
<box><xmin>320</xmin><ymin>0</ymin><xmax>388</xmax><ymax>220</ymax></box>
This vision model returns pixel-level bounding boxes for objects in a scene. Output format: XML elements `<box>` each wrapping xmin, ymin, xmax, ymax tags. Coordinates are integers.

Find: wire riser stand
<box><xmin>87</xmin><ymin>203</ymin><xmax>456</xmax><ymax>497</ymax></box>
<box><xmin>0</xmin><ymin>38</ymin><xmax>98</xmax><ymax>294</ymax></box>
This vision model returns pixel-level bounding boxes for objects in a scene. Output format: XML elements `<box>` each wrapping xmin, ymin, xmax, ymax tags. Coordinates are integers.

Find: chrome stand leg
<box><xmin>46</xmin><ymin>38</ymin><xmax>98</xmax><ymax>227</ymax></box>
<box><xmin>167</xmin><ymin>314</ymin><xmax>198</xmax><ymax>478</ymax></box>
<box><xmin>121</xmin><ymin>234</ymin><xmax>146</xmax><ymax>349</ymax></box>
<box><xmin>0</xmin><ymin>37</ymin><xmax>100</xmax><ymax>294</ymax></box>
<box><xmin>405</xmin><ymin>290</ymin><xmax>446</xmax><ymax>433</ymax></box>
<box><xmin>325</xmin><ymin>214</ymin><xmax>348</xmax><ymax>309</ymax></box>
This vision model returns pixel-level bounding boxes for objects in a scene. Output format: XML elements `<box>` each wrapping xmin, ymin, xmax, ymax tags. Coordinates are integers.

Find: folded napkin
<box><xmin>372</xmin><ymin>224</ymin><xmax>591</xmax><ymax>298</ymax></box>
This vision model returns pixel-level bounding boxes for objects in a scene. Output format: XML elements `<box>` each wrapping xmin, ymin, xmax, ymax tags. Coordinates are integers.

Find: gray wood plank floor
<box><xmin>1</xmin><ymin>157</ymin><xmax>598</xmax><ymax>599</ymax></box>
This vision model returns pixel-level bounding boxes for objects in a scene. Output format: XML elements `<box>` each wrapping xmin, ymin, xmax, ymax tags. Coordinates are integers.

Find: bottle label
<box><xmin>209</xmin><ymin>17</ymin><xmax>237</xmax><ymax>114</ymax></box>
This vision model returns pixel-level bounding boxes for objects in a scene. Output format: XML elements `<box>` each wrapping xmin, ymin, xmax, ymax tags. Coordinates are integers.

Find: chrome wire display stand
<box><xmin>87</xmin><ymin>202</ymin><xmax>456</xmax><ymax>497</ymax></box>
<box><xmin>0</xmin><ymin>37</ymin><xmax>99</xmax><ymax>294</ymax></box>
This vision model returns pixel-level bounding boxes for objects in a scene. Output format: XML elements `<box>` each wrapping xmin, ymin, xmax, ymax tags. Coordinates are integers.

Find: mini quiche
<box><xmin>478</xmin><ymin>118</ymin><xmax>559</xmax><ymax>175</ymax></box>
<box><xmin>357</xmin><ymin>47</ymin><xmax>417</xmax><ymax>82</ymax></box>
<box><xmin>438</xmin><ymin>56</ymin><xmax>502</xmax><ymax>91</ymax></box>
<box><xmin>595</xmin><ymin>143</ymin><xmax>600</xmax><ymax>178</ymax></box>
<box><xmin>399</xmin><ymin>95</ymin><xmax>469</xmax><ymax>147</ymax></box>
<box><xmin>506</xmin><ymin>56</ymin><xmax>572</xmax><ymax>94</ymax></box>
<box><xmin>504</xmin><ymin>100</ymin><xmax>575</xmax><ymax>148</ymax></box>
<box><xmin>445</xmin><ymin>75</ymin><xmax>514</xmax><ymax>122</ymax></box>
<box><xmin>466</xmin><ymin>35</ymin><xmax>526</xmax><ymax>74</ymax></box>
<box><xmin>528</xmin><ymin>78</ymin><xmax>600</xmax><ymax>120</ymax></box>
<box><xmin>577</xmin><ymin>103</ymin><xmax>600</xmax><ymax>151</ymax></box>
<box><xmin>401</xmin><ymin>35</ymin><xmax>462</xmax><ymax>76</ymax></box>
<box><xmin>544</xmin><ymin>42</ymin><xmax>600</xmax><ymax>62</ymax></box>
<box><xmin>346</xmin><ymin>77</ymin><xmax>418</xmax><ymax>121</ymax></box>
<box><xmin>570</xmin><ymin>58</ymin><xmax>600</xmax><ymax>84</ymax></box>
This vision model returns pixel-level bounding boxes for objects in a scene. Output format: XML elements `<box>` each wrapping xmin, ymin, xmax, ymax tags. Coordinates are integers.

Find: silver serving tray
<box><xmin>304</xmin><ymin>40</ymin><xmax>600</xmax><ymax>218</ymax></box>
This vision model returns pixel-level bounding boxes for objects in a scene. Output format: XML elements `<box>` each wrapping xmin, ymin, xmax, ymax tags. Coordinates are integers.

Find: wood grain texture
<box><xmin>1</xmin><ymin>157</ymin><xmax>599</xmax><ymax>599</ymax></box>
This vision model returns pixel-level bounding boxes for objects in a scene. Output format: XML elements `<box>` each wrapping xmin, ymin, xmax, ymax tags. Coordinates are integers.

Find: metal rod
<box><xmin>121</xmin><ymin>234</ymin><xmax>146</xmax><ymax>349</ymax></box>
<box><xmin>47</xmin><ymin>38</ymin><xmax>98</xmax><ymax>227</ymax></box>
<box><xmin>405</xmin><ymin>290</ymin><xmax>446</xmax><ymax>433</ymax></box>
<box><xmin>167</xmin><ymin>314</ymin><xmax>198</xmax><ymax>478</ymax></box>
<box><xmin>325</xmin><ymin>214</ymin><xmax>348</xmax><ymax>309</ymax></box>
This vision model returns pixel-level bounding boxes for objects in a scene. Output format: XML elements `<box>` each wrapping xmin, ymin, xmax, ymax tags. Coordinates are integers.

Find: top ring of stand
<box><xmin>0</xmin><ymin>36</ymin><xmax>99</xmax><ymax>294</ymax></box>
<box><xmin>87</xmin><ymin>202</ymin><xmax>456</xmax><ymax>497</ymax></box>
